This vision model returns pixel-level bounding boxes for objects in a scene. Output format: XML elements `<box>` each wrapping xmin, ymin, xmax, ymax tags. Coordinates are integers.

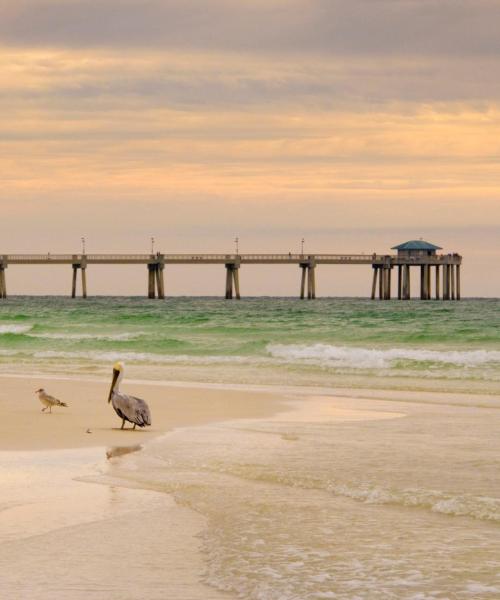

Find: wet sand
<box><xmin>0</xmin><ymin>375</ymin><xmax>407</xmax><ymax>599</ymax></box>
<box><xmin>0</xmin><ymin>375</ymin><xmax>287</xmax><ymax>451</ymax></box>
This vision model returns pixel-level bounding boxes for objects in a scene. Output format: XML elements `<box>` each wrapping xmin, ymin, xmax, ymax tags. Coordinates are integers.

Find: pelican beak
<box><xmin>108</xmin><ymin>368</ymin><xmax>120</xmax><ymax>403</ymax></box>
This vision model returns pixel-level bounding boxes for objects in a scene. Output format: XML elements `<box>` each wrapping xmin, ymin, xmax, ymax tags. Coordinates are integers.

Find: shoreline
<box><xmin>1</xmin><ymin>373</ymin><xmax>499</xmax><ymax>452</ymax></box>
<box><xmin>0</xmin><ymin>374</ymin><xmax>289</xmax><ymax>451</ymax></box>
<box><xmin>2</xmin><ymin>374</ymin><xmax>499</xmax><ymax>598</ymax></box>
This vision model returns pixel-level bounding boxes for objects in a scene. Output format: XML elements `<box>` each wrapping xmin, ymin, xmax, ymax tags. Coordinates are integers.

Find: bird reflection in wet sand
<box><xmin>106</xmin><ymin>444</ymin><xmax>143</xmax><ymax>460</ymax></box>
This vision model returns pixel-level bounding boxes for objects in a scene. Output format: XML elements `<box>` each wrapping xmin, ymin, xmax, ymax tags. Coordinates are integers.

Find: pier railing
<box><xmin>0</xmin><ymin>253</ymin><xmax>461</xmax><ymax>265</ymax></box>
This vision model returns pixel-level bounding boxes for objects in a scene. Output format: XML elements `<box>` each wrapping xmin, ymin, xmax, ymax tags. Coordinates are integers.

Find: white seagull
<box><xmin>108</xmin><ymin>362</ymin><xmax>151</xmax><ymax>430</ymax></box>
<box><xmin>35</xmin><ymin>388</ymin><xmax>68</xmax><ymax>413</ymax></box>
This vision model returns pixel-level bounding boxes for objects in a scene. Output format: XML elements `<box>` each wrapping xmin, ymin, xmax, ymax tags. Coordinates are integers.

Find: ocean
<box><xmin>0</xmin><ymin>296</ymin><xmax>499</xmax><ymax>394</ymax></box>
<box><xmin>1</xmin><ymin>296</ymin><xmax>500</xmax><ymax>599</ymax></box>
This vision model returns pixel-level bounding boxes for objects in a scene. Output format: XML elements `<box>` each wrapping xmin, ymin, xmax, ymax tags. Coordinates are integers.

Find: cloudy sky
<box><xmin>1</xmin><ymin>0</ymin><xmax>499</xmax><ymax>296</ymax></box>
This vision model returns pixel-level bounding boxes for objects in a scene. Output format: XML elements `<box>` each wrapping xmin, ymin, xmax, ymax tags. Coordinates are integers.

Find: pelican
<box><xmin>108</xmin><ymin>362</ymin><xmax>151</xmax><ymax>430</ymax></box>
<box><xmin>35</xmin><ymin>388</ymin><xmax>68</xmax><ymax>413</ymax></box>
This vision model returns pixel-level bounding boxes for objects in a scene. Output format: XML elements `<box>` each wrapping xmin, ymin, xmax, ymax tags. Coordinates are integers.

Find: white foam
<box><xmin>27</xmin><ymin>331</ymin><xmax>143</xmax><ymax>341</ymax></box>
<box><xmin>32</xmin><ymin>349</ymin><xmax>262</xmax><ymax>365</ymax></box>
<box><xmin>267</xmin><ymin>343</ymin><xmax>500</xmax><ymax>369</ymax></box>
<box><xmin>0</xmin><ymin>325</ymin><xmax>33</xmax><ymax>335</ymax></box>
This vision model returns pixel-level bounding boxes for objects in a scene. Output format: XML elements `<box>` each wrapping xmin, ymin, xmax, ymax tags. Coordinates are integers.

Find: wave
<box><xmin>27</xmin><ymin>332</ymin><xmax>143</xmax><ymax>341</ymax></box>
<box><xmin>328</xmin><ymin>482</ymin><xmax>500</xmax><ymax>523</ymax></box>
<box><xmin>267</xmin><ymin>343</ymin><xmax>500</xmax><ymax>369</ymax></box>
<box><xmin>0</xmin><ymin>325</ymin><xmax>33</xmax><ymax>335</ymax></box>
<box><xmin>193</xmin><ymin>460</ymin><xmax>500</xmax><ymax>524</ymax></box>
<box><xmin>27</xmin><ymin>349</ymin><xmax>263</xmax><ymax>365</ymax></box>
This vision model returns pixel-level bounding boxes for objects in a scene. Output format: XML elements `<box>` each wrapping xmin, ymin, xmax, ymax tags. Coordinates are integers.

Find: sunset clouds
<box><xmin>1</xmin><ymin>1</ymin><xmax>499</xmax><ymax>294</ymax></box>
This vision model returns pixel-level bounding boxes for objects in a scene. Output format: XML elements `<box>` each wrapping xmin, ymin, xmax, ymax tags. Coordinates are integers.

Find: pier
<box><xmin>0</xmin><ymin>240</ymin><xmax>462</xmax><ymax>300</ymax></box>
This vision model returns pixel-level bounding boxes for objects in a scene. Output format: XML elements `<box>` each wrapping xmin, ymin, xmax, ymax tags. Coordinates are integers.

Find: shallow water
<box><xmin>1</xmin><ymin>296</ymin><xmax>499</xmax><ymax>598</ymax></box>
<box><xmin>0</xmin><ymin>448</ymin><xmax>232</xmax><ymax>599</ymax></box>
<box><xmin>104</xmin><ymin>395</ymin><xmax>500</xmax><ymax>599</ymax></box>
<box><xmin>0</xmin><ymin>297</ymin><xmax>499</xmax><ymax>394</ymax></box>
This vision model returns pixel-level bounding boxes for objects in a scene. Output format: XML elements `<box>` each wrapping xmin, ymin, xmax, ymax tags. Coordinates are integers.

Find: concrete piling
<box><xmin>371</xmin><ymin>266</ymin><xmax>378</xmax><ymax>300</ymax></box>
<box><xmin>147</xmin><ymin>265</ymin><xmax>156</xmax><ymax>299</ymax></box>
<box><xmin>81</xmin><ymin>268</ymin><xmax>87</xmax><ymax>299</ymax></box>
<box><xmin>300</xmin><ymin>265</ymin><xmax>307</xmax><ymax>299</ymax></box>
<box><xmin>225</xmin><ymin>265</ymin><xmax>233</xmax><ymax>299</ymax></box>
<box><xmin>0</xmin><ymin>268</ymin><xmax>6</xmax><ymax>299</ymax></box>
<box><xmin>233</xmin><ymin>267</ymin><xmax>241</xmax><ymax>300</ymax></box>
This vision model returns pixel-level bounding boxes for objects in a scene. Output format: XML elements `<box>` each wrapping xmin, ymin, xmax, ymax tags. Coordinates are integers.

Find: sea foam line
<box><xmin>0</xmin><ymin>325</ymin><xmax>33</xmax><ymax>335</ymax></box>
<box><xmin>267</xmin><ymin>344</ymin><xmax>500</xmax><ymax>368</ymax></box>
<box><xmin>27</xmin><ymin>332</ymin><xmax>143</xmax><ymax>341</ymax></box>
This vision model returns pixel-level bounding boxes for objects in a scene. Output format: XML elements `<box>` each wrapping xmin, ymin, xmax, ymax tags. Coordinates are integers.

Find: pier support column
<box><xmin>379</xmin><ymin>266</ymin><xmax>384</xmax><ymax>299</ymax></box>
<box><xmin>0</xmin><ymin>268</ymin><xmax>6</xmax><ymax>299</ymax></box>
<box><xmin>311</xmin><ymin>267</ymin><xmax>316</xmax><ymax>299</ymax></box>
<box><xmin>450</xmin><ymin>264</ymin><xmax>456</xmax><ymax>300</ymax></box>
<box><xmin>156</xmin><ymin>266</ymin><xmax>165</xmax><ymax>299</ymax></box>
<box><xmin>225</xmin><ymin>265</ymin><xmax>234</xmax><ymax>299</ymax></box>
<box><xmin>443</xmin><ymin>265</ymin><xmax>449</xmax><ymax>300</ymax></box>
<box><xmin>420</xmin><ymin>266</ymin><xmax>425</xmax><ymax>300</ymax></box>
<box><xmin>81</xmin><ymin>267</ymin><xmax>87</xmax><ymax>299</ymax></box>
<box><xmin>371</xmin><ymin>266</ymin><xmax>378</xmax><ymax>300</ymax></box>
<box><xmin>402</xmin><ymin>265</ymin><xmax>411</xmax><ymax>300</ymax></box>
<box><xmin>300</xmin><ymin>266</ymin><xmax>307</xmax><ymax>299</ymax></box>
<box><xmin>426</xmin><ymin>265</ymin><xmax>431</xmax><ymax>299</ymax></box>
<box><xmin>71</xmin><ymin>266</ymin><xmax>78</xmax><ymax>298</ymax></box>
<box><xmin>147</xmin><ymin>265</ymin><xmax>156</xmax><ymax>299</ymax></box>
<box><xmin>435</xmin><ymin>265</ymin><xmax>440</xmax><ymax>300</ymax></box>
<box><xmin>384</xmin><ymin>267</ymin><xmax>392</xmax><ymax>300</ymax></box>
<box><xmin>397</xmin><ymin>266</ymin><xmax>402</xmax><ymax>300</ymax></box>
<box><xmin>232</xmin><ymin>267</ymin><xmax>241</xmax><ymax>300</ymax></box>
<box><xmin>307</xmin><ymin>266</ymin><xmax>316</xmax><ymax>299</ymax></box>
<box><xmin>456</xmin><ymin>265</ymin><xmax>461</xmax><ymax>301</ymax></box>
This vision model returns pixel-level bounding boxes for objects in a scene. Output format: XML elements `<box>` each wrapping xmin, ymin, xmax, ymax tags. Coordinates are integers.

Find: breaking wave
<box><xmin>27</xmin><ymin>331</ymin><xmax>143</xmax><ymax>341</ymax></box>
<box><xmin>267</xmin><ymin>343</ymin><xmax>500</xmax><ymax>369</ymax></box>
<box><xmin>31</xmin><ymin>349</ymin><xmax>261</xmax><ymax>365</ymax></box>
<box><xmin>0</xmin><ymin>325</ymin><xmax>33</xmax><ymax>335</ymax></box>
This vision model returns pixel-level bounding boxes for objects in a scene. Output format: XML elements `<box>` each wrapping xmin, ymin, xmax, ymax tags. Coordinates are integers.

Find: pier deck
<box><xmin>0</xmin><ymin>253</ymin><xmax>462</xmax><ymax>300</ymax></box>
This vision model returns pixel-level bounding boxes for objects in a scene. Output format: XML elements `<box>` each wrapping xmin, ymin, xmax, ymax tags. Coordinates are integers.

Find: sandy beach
<box><xmin>0</xmin><ymin>375</ymin><xmax>288</xmax><ymax>451</ymax></box>
<box><xmin>0</xmin><ymin>374</ymin><xmax>409</xmax><ymax>599</ymax></box>
<box><xmin>0</xmin><ymin>375</ymin><xmax>288</xmax><ymax>599</ymax></box>
<box><xmin>2</xmin><ymin>372</ymin><xmax>500</xmax><ymax>599</ymax></box>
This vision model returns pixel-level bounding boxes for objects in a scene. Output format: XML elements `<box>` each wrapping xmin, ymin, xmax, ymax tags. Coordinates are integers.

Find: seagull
<box><xmin>35</xmin><ymin>388</ymin><xmax>68</xmax><ymax>413</ymax></box>
<box><xmin>108</xmin><ymin>362</ymin><xmax>151</xmax><ymax>430</ymax></box>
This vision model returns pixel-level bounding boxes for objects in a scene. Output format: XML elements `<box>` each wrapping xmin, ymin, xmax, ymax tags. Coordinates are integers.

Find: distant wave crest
<box><xmin>267</xmin><ymin>343</ymin><xmax>500</xmax><ymax>369</ymax></box>
<box><xmin>0</xmin><ymin>325</ymin><xmax>33</xmax><ymax>335</ymax></box>
<box><xmin>27</xmin><ymin>332</ymin><xmax>143</xmax><ymax>341</ymax></box>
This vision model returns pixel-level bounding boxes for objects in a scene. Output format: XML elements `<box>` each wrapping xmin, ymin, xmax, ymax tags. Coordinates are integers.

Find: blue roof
<box><xmin>391</xmin><ymin>240</ymin><xmax>442</xmax><ymax>251</ymax></box>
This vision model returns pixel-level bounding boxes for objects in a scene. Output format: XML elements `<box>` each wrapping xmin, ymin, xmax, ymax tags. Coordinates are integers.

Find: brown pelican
<box><xmin>108</xmin><ymin>362</ymin><xmax>151</xmax><ymax>430</ymax></box>
<box><xmin>35</xmin><ymin>388</ymin><xmax>68</xmax><ymax>413</ymax></box>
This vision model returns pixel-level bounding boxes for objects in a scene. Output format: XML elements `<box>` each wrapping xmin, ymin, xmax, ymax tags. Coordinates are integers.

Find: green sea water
<box><xmin>0</xmin><ymin>296</ymin><xmax>499</xmax><ymax>393</ymax></box>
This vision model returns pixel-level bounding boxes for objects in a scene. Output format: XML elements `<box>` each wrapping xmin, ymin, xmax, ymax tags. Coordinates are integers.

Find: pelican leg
<box><xmin>121</xmin><ymin>419</ymin><xmax>125</xmax><ymax>430</ymax></box>
<box><xmin>49</xmin><ymin>406</ymin><xmax>52</xmax><ymax>414</ymax></box>
<box><xmin>133</xmin><ymin>423</ymin><xmax>136</xmax><ymax>431</ymax></box>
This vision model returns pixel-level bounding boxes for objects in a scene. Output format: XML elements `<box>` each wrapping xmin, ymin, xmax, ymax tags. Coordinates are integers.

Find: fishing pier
<box><xmin>0</xmin><ymin>241</ymin><xmax>462</xmax><ymax>300</ymax></box>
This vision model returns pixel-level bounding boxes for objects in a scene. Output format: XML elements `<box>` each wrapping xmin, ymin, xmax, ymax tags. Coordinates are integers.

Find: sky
<box><xmin>0</xmin><ymin>0</ymin><xmax>499</xmax><ymax>296</ymax></box>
